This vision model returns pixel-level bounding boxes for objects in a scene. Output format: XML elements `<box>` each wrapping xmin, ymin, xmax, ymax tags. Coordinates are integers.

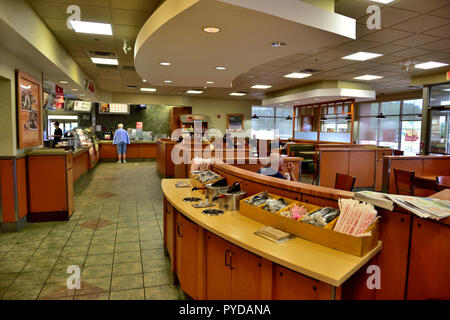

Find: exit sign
<box><xmin>447</xmin><ymin>71</ymin><xmax>450</xmax><ymax>80</ymax></box>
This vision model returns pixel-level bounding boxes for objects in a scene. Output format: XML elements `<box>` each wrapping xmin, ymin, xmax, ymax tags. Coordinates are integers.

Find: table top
<box><xmin>162</xmin><ymin>179</ymin><xmax>381</xmax><ymax>287</ymax></box>
<box><xmin>415</xmin><ymin>175</ymin><xmax>437</xmax><ymax>182</ymax></box>
<box><xmin>430</xmin><ymin>189</ymin><xmax>450</xmax><ymax>201</ymax></box>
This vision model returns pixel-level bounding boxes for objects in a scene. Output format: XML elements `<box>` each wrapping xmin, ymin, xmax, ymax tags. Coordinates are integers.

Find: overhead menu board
<box><xmin>99</xmin><ymin>103</ymin><xmax>129</xmax><ymax>114</ymax></box>
<box><xmin>73</xmin><ymin>101</ymin><xmax>92</xmax><ymax>112</ymax></box>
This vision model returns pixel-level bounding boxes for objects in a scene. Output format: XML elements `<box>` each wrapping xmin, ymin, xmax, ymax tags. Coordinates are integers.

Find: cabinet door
<box><xmin>176</xmin><ymin>213</ymin><xmax>199</xmax><ymax>299</ymax></box>
<box><xmin>163</xmin><ymin>198</ymin><xmax>175</xmax><ymax>271</ymax></box>
<box><xmin>230</xmin><ymin>245</ymin><xmax>263</xmax><ymax>300</ymax></box>
<box><xmin>205</xmin><ymin>232</ymin><xmax>232</xmax><ymax>299</ymax></box>
<box><xmin>272</xmin><ymin>265</ymin><xmax>334</xmax><ymax>300</ymax></box>
<box><xmin>407</xmin><ymin>217</ymin><xmax>450</xmax><ymax>300</ymax></box>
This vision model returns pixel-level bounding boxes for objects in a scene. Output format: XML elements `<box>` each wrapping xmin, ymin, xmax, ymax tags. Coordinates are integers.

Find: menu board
<box><xmin>73</xmin><ymin>101</ymin><xmax>92</xmax><ymax>112</ymax></box>
<box><xmin>99</xmin><ymin>103</ymin><xmax>129</xmax><ymax>114</ymax></box>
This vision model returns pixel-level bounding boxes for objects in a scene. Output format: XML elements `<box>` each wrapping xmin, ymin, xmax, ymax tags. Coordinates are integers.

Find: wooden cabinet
<box><xmin>175</xmin><ymin>212</ymin><xmax>201</xmax><ymax>299</ymax></box>
<box><xmin>163</xmin><ymin>198</ymin><xmax>176</xmax><ymax>271</ymax></box>
<box><xmin>205</xmin><ymin>231</ymin><xmax>269</xmax><ymax>300</ymax></box>
<box><xmin>170</xmin><ymin>107</ymin><xmax>192</xmax><ymax>134</ymax></box>
<box><xmin>407</xmin><ymin>217</ymin><xmax>450</xmax><ymax>300</ymax></box>
<box><xmin>272</xmin><ymin>265</ymin><xmax>336</xmax><ymax>300</ymax></box>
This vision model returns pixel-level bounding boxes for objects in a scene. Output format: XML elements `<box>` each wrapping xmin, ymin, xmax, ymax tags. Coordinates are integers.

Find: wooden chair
<box><xmin>311</xmin><ymin>153</ymin><xmax>319</xmax><ymax>186</ymax></box>
<box><xmin>334</xmin><ymin>173</ymin><xmax>356</xmax><ymax>191</ymax></box>
<box><xmin>393</xmin><ymin>169</ymin><xmax>415</xmax><ymax>195</ymax></box>
<box><xmin>436</xmin><ymin>176</ymin><xmax>450</xmax><ymax>187</ymax></box>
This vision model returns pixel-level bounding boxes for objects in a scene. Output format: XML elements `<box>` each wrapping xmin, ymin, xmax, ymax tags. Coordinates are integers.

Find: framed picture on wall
<box><xmin>227</xmin><ymin>114</ymin><xmax>244</xmax><ymax>130</ymax></box>
<box><xmin>16</xmin><ymin>70</ymin><xmax>42</xmax><ymax>149</ymax></box>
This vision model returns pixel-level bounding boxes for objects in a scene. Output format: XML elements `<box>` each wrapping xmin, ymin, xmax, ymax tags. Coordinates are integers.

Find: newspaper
<box><xmin>354</xmin><ymin>191</ymin><xmax>394</xmax><ymax>211</ymax></box>
<box><xmin>384</xmin><ymin>194</ymin><xmax>450</xmax><ymax>220</ymax></box>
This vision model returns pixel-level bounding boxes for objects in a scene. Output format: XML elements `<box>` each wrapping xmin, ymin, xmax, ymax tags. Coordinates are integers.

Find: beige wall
<box><xmin>110</xmin><ymin>92</ymin><xmax>260</xmax><ymax>134</ymax></box>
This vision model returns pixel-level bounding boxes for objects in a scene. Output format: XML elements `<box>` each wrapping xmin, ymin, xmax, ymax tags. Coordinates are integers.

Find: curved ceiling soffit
<box><xmin>134</xmin><ymin>0</ymin><xmax>356</xmax><ymax>89</ymax></box>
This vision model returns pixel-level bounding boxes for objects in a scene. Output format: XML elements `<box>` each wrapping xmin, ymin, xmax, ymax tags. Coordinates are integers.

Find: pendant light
<box><xmin>320</xmin><ymin>116</ymin><xmax>327</xmax><ymax>121</ymax></box>
<box><xmin>252</xmin><ymin>114</ymin><xmax>259</xmax><ymax>119</ymax></box>
<box><xmin>345</xmin><ymin>114</ymin><xmax>352</xmax><ymax>121</ymax></box>
<box><xmin>376</xmin><ymin>112</ymin><xmax>386</xmax><ymax>119</ymax></box>
<box><xmin>285</xmin><ymin>115</ymin><xmax>292</xmax><ymax>120</ymax></box>
<box><xmin>417</xmin><ymin>114</ymin><xmax>422</xmax><ymax>119</ymax></box>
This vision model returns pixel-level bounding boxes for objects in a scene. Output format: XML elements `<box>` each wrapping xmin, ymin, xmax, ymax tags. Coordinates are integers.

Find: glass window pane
<box><xmin>379</xmin><ymin>116</ymin><xmax>400</xmax><ymax>144</ymax></box>
<box><xmin>403</xmin><ymin>99</ymin><xmax>422</xmax><ymax>115</ymax></box>
<box><xmin>430</xmin><ymin>83</ymin><xmax>450</xmax><ymax>107</ymax></box>
<box><xmin>381</xmin><ymin>101</ymin><xmax>400</xmax><ymax>115</ymax></box>
<box><xmin>275</xmin><ymin>117</ymin><xmax>293</xmax><ymax>139</ymax></box>
<box><xmin>359</xmin><ymin>103</ymin><xmax>379</xmax><ymax>116</ymax></box>
<box><xmin>359</xmin><ymin>117</ymin><xmax>378</xmax><ymax>143</ymax></box>
<box><xmin>275</xmin><ymin>106</ymin><xmax>293</xmax><ymax>118</ymax></box>
<box><xmin>401</xmin><ymin>120</ymin><xmax>421</xmax><ymax>155</ymax></box>
<box><xmin>430</xmin><ymin>110</ymin><xmax>449</xmax><ymax>154</ymax></box>
<box><xmin>252</xmin><ymin>106</ymin><xmax>275</xmax><ymax>117</ymax></box>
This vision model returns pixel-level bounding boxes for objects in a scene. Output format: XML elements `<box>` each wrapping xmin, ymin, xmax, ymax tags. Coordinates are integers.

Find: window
<box><xmin>430</xmin><ymin>83</ymin><xmax>450</xmax><ymax>107</ymax></box>
<box><xmin>358</xmin><ymin>99</ymin><xmax>422</xmax><ymax>155</ymax></box>
<box><xmin>251</xmin><ymin>106</ymin><xmax>293</xmax><ymax>140</ymax></box>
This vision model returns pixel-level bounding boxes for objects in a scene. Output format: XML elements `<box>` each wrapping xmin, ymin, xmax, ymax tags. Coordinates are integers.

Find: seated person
<box><xmin>258</xmin><ymin>153</ymin><xmax>297</xmax><ymax>182</ymax></box>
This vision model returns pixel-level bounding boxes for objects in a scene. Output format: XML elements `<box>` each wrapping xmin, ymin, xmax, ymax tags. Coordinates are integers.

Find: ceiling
<box><xmin>27</xmin><ymin>0</ymin><xmax>450</xmax><ymax>100</ymax></box>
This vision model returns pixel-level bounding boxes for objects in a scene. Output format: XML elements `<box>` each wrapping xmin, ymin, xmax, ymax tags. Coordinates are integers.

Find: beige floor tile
<box><xmin>145</xmin><ymin>285</ymin><xmax>181</xmax><ymax>300</ymax></box>
<box><xmin>114</xmin><ymin>251</ymin><xmax>141</xmax><ymax>263</ymax></box>
<box><xmin>2</xmin><ymin>283</ymin><xmax>43</xmax><ymax>300</ymax></box>
<box><xmin>111</xmin><ymin>274</ymin><xmax>144</xmax><ymax>291</ymax></box>
<box><xmin>143</xmin><ymin>270</ymin><xmax>174</xmax><ymax>288</ymax></box>
<box><xmin>113</xmin><ymin>262</ymin><xmax>143</xmax><ymax>276</ymax></box>
<box><xmin>84</xmin><ymin>253</ymin><xmax>114</xmax><ymax>266</ymax></box>
<box><xmin>81</xmin><ymin>264</ymin><xmax>112</xmax><ymax>279</ymax></box>
<box><xmin>110</xmin><ymin>288</ymin><xmax>145</xmax><ymax>300</ymax></box>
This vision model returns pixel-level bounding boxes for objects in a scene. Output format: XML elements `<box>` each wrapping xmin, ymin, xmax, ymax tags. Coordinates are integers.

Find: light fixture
<box><xmin>59</xmin><ymin>81</ymin><xmax>68</xmax><ymax>84</ymax></box>
<box><xmin>160</xmin><ymin>62</ymin><xmax>171</xmax><ymax>66</ymax></box>
<box><xmin>252</xmin><ymin>114</ymin><xmax>259</xmax><ymax>119</ymax></box>
<box><xmin>206</xmin><ymin>81</ymin><xmax>214</xmax><ymax>84</ymax></box>
<box><xmin>345</xmin><ymin>114</ymin><xmax>352</xmax><ymax>121</ymax></box>
<box><xmin>442</xmin><ymin>89</ymin><xmax>450</xmax><ymax>92</ymax></box>
<box><xmin>230</xmin><ymin>92</ymin><xmax>247</xmax><ymax>96</ymax></box>
<box><xmin>203</xmin><ymin>26</ymin><xmax>220</xmax><ymax>33</ymax></box>
<box><xmin>376</xmin><ymin>112</ymin><xmax>386</xmax><ymax>119</ymax></box>
<box><xmin>70</xmin><ymin>21</ymin><xmax>113</xmax><ymax>35</ymax></box>
<box><xmin>164</xmin><ymin>80</ymin><xmax>172</xmax><ymax>83</ymax></box>
<box><xmin>91</xmin><ymin>57</ymin><xmax>119</xmax><ymax>65</ymax></box>
<box><xmin>187</xmin><ymin>89</ymin><xmax>203</xmax><ymax>94</ymax></box>
<box><xmin>251</xmin><ymin>85</ymin><xmax>272</xmax><ymax>89</ymax></box>
<box><xmin>271</xmin><ymin>42</ymin><xmax>286</xmax><ymax>47</ymax></box>
<box><xmin>354</xmin><ymin>75</ymin><xmax>383</xmax><ymax>81</ymax></box>
<box><xmin>320</xmin><ymin>116</ymin><xmax>327</xmax><ymax>121</ymax></box>
<box><xmin>369</xmin><ymin>0</ymin><xmax>396</xmax><ymax>3</ymax></box>
<box><xmin>215</xmin><ymin>66</ymin><xmax>227</xmax><ymax>70</ymax></box>
<box><xmin>284</xmin><ymin>72</ymin><xmax>312</xmax><ymax>79</ymax></box>
<box><xmin>314</xmin><ymin>98</ymin><xmax>320</xmax><ymax>101</ymax></box>
<box><xmin>415</xmin><ymin>61</ymin><xmax>449</xmax><ymax>70</ymax></box>
<box><xmin>140</xmin><ymin>88</ymin><xmax>156</xmax><ymax>92</ymax></box>
<box><xmin>71</xmin><ymin>89</ymin><xmax>78</xmax><ymax>91</ymax></box>
<box><xmin>285</xmin><ymin>115</ymin><xmax>292</xmax><ymax>120</ymax></box>
<box><xmin>342</xmin><ymin>52</ymin><xmax>383</xmax><ymax>61</ymax></box>
<box><xmin>417</xmin><ymin>114</ymin><xmax>422</xmax><ymax>118</ymax></box>
<box><xmin>142</xmin><ymin>79</ymin><xmax>147</xmax><ymax>82</ymax></box>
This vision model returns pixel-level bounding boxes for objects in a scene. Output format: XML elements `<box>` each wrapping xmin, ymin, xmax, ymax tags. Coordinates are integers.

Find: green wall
<box><xmin>95</xmin><ymin>104</ymin><xmax>171</xmax><ymax>136</ymax></box>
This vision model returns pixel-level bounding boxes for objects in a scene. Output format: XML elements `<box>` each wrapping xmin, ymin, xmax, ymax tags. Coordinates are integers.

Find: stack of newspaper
<box><xmin>354</xmin><ymin>191</ymin><xmax>450</xmax><ymax>220</ymax></box>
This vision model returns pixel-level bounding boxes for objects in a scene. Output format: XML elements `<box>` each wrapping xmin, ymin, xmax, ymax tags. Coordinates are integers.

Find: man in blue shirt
<box><xmin>258</xmin><ymin>153</ymin><xmax>297</xmax><ymax>181</ymax></box>
<box><xmin>112</xmin><ymin>123</ymin><xmax>130</xmax><ymax>163</ymax></box>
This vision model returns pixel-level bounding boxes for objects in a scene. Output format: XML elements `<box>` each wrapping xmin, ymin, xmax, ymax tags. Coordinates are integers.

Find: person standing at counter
<box><xmin>52</xmin><ymin>121</ymin><xmax>63</xmax><ymax>148</ymax></box>
<box><xmin>113</xmin><ymin>123</ymin><xmax>130</xmax><ymax>164</ymax></box>
<box><xmin>258</xmin><ymin>153</ymin><xmax>297</xmax><ymax>182</ymax></box>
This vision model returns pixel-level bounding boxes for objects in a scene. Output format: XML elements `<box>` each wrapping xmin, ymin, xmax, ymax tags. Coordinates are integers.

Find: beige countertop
<box><xmin>26</xmin><ymin>148</ymin><xmax>72</xmax><ymax>156</ymax></box>
<box><xmin>100</xmin><ymin>140</ymin><xmax>157</xmax><ymax>144</ymax></box>
<box><xmin>162</xmin><ymin>179</ymin><xmax>382</xmax><ymax>287</ymax></box>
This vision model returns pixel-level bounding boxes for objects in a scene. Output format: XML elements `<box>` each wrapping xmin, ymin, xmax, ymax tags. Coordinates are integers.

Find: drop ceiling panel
<box><xmin>369</xmin><ymin>43</ymin><xmax>409</xmax><ymax>55</ymax></box>
<box><xmin>424</xmin><ymin>24</ymin><xmax>450</xmax><ymax>37</ymax></box>
<box><xmin>56</xmin><ymin>0</ymin><xmax>109</xmax><ymax>7</ymax></box>
<box><xmin>29</xmin><ymin>1</ymin><xmax>65</xmax><ymax>19</ymax></box>
<box><xmin>111</xmin><ymin>9</ymin><xmax>151</xmax><ymax>26</ymax></box>
<box><xmin>379</xmin><ymin>7</ymin><xmax>421</xmax><ymax>28</ymax></box>
<box><xmin>110</xmin><ymin>0</ymin><xmax>159</xmax><ymax>11</ymax></box>
<box><xmin>362</xmin><ymin>29</ymin><xmax>414</xmax><ymax>43</ymax></box>
<box><xmin>391</xmin><ymin>0</ymin><xmax>450</xmax><ymax>13</ymax></box>
<box><xmin>392</xmin><ymin>48</ymin><xmax>433</xmax><ymax>58</ymax></box>
<box><xmin>428</xmin><ymin>5</ymin><xmax>450</xmax><ymax>19</ymax></box>
<box><xmin>391</xmin><ymin>15</ymin><xmax>449</xmax><ymax>33</ymax></box>
<box><xmin>418</xmin><ymin>38</ymin><xmax>450</xmax><ymax>51</ymax></box>
<box><xmin>392</xmin><ymin>34</ymin><xmax>442</xmax><ymax>47</ymax></box>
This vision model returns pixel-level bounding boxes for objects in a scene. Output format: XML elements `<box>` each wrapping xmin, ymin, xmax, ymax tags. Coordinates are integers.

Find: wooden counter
<box><xmin>99</xmin><ymin>140</ymin><xmax>158</xmax><ymax>160</ymax></box>
<box><xmin>162</xmin><ymin>179</ymin><xmax>381</xmax><ymax>300</ymax></box>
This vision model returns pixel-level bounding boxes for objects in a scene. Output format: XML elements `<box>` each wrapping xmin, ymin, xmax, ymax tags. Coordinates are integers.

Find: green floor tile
<box><xmin>84</xmin><ymin>253</ymin><xmax>114</xmax><ymax>266</ymax></box>
<box><xmin>113</xmin><ymin>262</ymin><xmax>143</xmax><ymax>276</ymax></box>
<box><xmin>145</xmin><ymin>285</ymin><xmax>181</xmax><ymax>300</ymax></box>
<box><xmin>114</xmin><ymin>251</ymin><xmax>141</xmax><ymax>264</ymax></box>
<box><xmin>141</xmin><ymin>248</ymin><xmax>165</xmax><ymax>261</ymax></box>
<box><xmin>81</xmin><ymin>264</ymin><xmax>112</xmax><ymax>279</ymax></box>
<box><xmin>111</xmin><ymin>274</ymin><xmax>144</xmax><ymax>291</ymax></box>
<box><xmin>142</xmin><ymin>259</ymin><xmax>171</xmax><ymax>273</ymax></box>
<box><xmin>115</xmin><ymin>242</ymin><xmax>140</xmax><ymax>253</ymax></box>
<box><xmin>143</xmin><ymin>270</ymin><xmax>174</xmax><ymax>288</ymax></box>
<box><xmin>110</xmin><ymin>288</ymin><xmax>145</xmax><ymax>300</ymax></box>
<box><xmin>2</xmin><ymin>283</ymin><xmax>43</xmax><ymax>300</ymax></box>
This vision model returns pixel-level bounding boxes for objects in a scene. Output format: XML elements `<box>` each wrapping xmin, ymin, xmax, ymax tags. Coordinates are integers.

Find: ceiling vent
<box><xmin>89</xmin><ymin>51</ymin><xmax>117</xmax><ymax>59</ymax></box>
<box><xmin>122</xmin><ymin>65</ymin><xmax>136</xmax><ymax>71</ymax></box>
<box><xmin>126</xmin><ymin>85</ymin><xmax>139</xmax><ymax>89</ymax></box>
<box><xmin>299</xmin><ymin>68</ymin><xmax>321</xmax><ymax>73</ymax></box>
<box><xmin>96</xmin><ymin>64</ymin><xmax>118</xmax><ymax>70</ymax></box>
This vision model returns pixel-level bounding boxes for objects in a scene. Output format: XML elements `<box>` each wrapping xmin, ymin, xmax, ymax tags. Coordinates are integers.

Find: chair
<box><xmin>393</xmin><ymin>169</ymin><xmax>415</xmax><ymax>195</ymax></box>
<box><xmin>436</xmin><ymin>176</ymin><xmax>450</xmax><ymax>187</ymax></box>
<box><xmin>335</xmin><ymin>173</ymin><xmax>356</xmax><ymax>191</ymax></box>
<box><xmin>311</xmin><ymin>153</ymin><xmax>320</xmax><ymax>186</ymax></box>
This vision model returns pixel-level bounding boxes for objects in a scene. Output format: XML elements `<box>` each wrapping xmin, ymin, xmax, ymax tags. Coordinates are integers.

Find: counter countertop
<box><xmin>26</xmin><ymin>147</ymin><xmax>91</xmax><ymax>157</ymax></box>
<box><xmin>162</xmin><ymin>178</ymin><xmax>382</xmax><ymax>287</ymax></box>
<box><xmin>99</xmin><ymin>140</ymin><xmax>157</xmax><ymax>144</ymax></box>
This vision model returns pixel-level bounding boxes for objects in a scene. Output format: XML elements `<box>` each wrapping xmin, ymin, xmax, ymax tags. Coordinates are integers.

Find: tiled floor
<box><xmin>0</xmin><ymin>161</ymin><xmax>189</xmax><ymax>300</ymax></box>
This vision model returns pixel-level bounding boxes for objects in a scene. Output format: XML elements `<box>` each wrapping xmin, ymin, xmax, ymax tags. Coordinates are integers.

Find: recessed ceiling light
<box><xmin>70</xmin><ymin>21</ymin><xmax>113</xmax><ymax>35</ymax></box>
<box><xmin>251</xmin><ymin>85</ymin><xmax>272</xmax><ymax>89</ymax></box>
<box><xmin>59</xmin><ymin>81</ymin><xmax>68</xmax><ymax>84</ymax></box>
<box><xmin>354</xmin><ymin>75</ymin><xmax>383</xmax><ymax>80</ymax></box>
<box><xmin>230</xmin><ymin>92</ymin><xmax>247</xmax><ymax>96</ymax></box>
<box><xmin>215</xmin><ymin>66</ymin><xmax>227</xmax><ymax>70</ymax></box>
<box><xmin>160</xmin><ymin>62</ymin><xmax>171</xmax><ymax>66</ymax></box>
<box><xmin>284</xmin><ymin>73</ymin><xmax>312</xmax><ymax>79</ymax></box>
<box><xmin>91</xmin><ymin>57</ymin><xmax>119</xmax><ymax>65</ymax></box>
<box><xmin>271</xmin><ymin>42</ymin><xmax>286</xmax><ymax>47</ymax></box>
<box><xmin>164</xmin><ymin>80</ymin><xmax>172</xmax><ymax>83</ymax></box>
<box><xmin>71</xmin><ymin>89</ymin><xmax>78</xmax><ymax>91</ymax></box>
<box><xmin>203</xmin><ymin>26</ymin><xmax>220</xmax><ymax>33</ymax></box>
<box><xmin>187</xmin><ymin>89</ymin><xmax>203</xmax><ymax>94</ymax></box>
<box><xmin>443</xmin><ymin>89</ymin><xmax>450</xmax><ymax>92</ymax></box>
<box><xmin>142</xmin><ymin>79</ymin><xmax>147</xmax><ymax>82</ymax></box>
<box><xmin>415</xmin><ymin>61</ymin><xmax>449</xmax><ymax>70</ymax></box>
<box><xmin>206</xmin><ymin>81</ymin><xmax>214</xmax><ymax>84</ymax></box>
<box><xmin>140</xmin><ymin>88</ymin><xmax>156</xmax><ymax>92</ymax></box>
<box><xmin>314</xmin><ymin>98</ymin><xmax>320</xmax><ymax>101</ymax></box>
<box><xmin>342</xmin><ymin>52</ymin><xmax>383</xmax><ymax>61</ymax></box>
<box><xmin>369</xmin><ymin>0</ymin><xmax>395</xmax><ymax>3</ymax></box>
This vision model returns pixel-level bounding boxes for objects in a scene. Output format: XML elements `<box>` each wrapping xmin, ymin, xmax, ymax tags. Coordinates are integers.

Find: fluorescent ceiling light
<box><xmin>160</xmin><ymin>62</ymin><xmax>171</xmax><ymax>66</ymax></box>
<box><xmin>91</xmin><ymin>57</ymin><xmax>118</xmax><ymax>65</ymax></box>
<box><xmin>251</xmin><ymin>85</ymin><xmax>272</xmax><ymax>89</ymax></box>
<box><xmin>70</xmin><ymin>21</ymin><xmax>112</xmax><ymax>35</ymax></box>
<box><xmin>164</xmin><ymin>80</ymin><xmax>172</xmax><ymax>83</ymax></box>
<box><xmin>187</xmin><ymin>90</ymin><xmax>203</xmax><ymax>94</ymax></box>
<box><xmin>71</xmin><ymin>89</ymin><xmax>78</xmax><ymax>91</ymax></box>
<box><xmin>354</xmin><ymin>75</ymin><xmax>383</xmax><ymax>81</ymax></box>
<box><xmin>140</xmin><ymin>88</ymin><xmax>156</xmax><ymax>92</ymax></box>
<box><xmin>142</xmin><ymin>79</ymin><xmax>147</xmax><ymax>82</ymax></box>
<box><xmin>342</xmin><ymin>52</ymin><xmax>383</xmax><ymax>61</ymax></box>
<box><xmin>59</xmin><ymin>81</ymin><xmax>68</xmax><ymax>84</ymax></box>
<box><xmin>215</xmin><ymin>66</ymin><xmax>227</xmax><ymax>70</ymax></box>
<box><xmin>203</xmin><ymin>26</ymin><xmax>220</xmax><ymax>33</ymax></box>
<box><xmin>284</xmin><ymin>72</ymin><xmax>312</xmax><ymax>79</ymax></box>
<box><xmin>206</xmin><ymin>81</ymin><xmax>214</xmax><ymax>84</ymax></box>
<box><xmin>230</xmin><ymin>92</ymin><xmax>247</xmax><ymax>96</ymax></box>
<box><xmin>442</xmin><ymin>89</ymin><xmax>450</xmax><ymax>92</ymax></box>
<box><xmin>369</xmin><ymin>0</ymin><xmax>395</xmax><ymax>3</ymax></box>
<box><xmin>48</xmin><ymin>115</ymin><xmax>78</xmax><ymax>120</ymax></box>
<box><xmin>415</xmin><ymin>61</ymin><xmax>449</xmax><ymax>70</ymax></box>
